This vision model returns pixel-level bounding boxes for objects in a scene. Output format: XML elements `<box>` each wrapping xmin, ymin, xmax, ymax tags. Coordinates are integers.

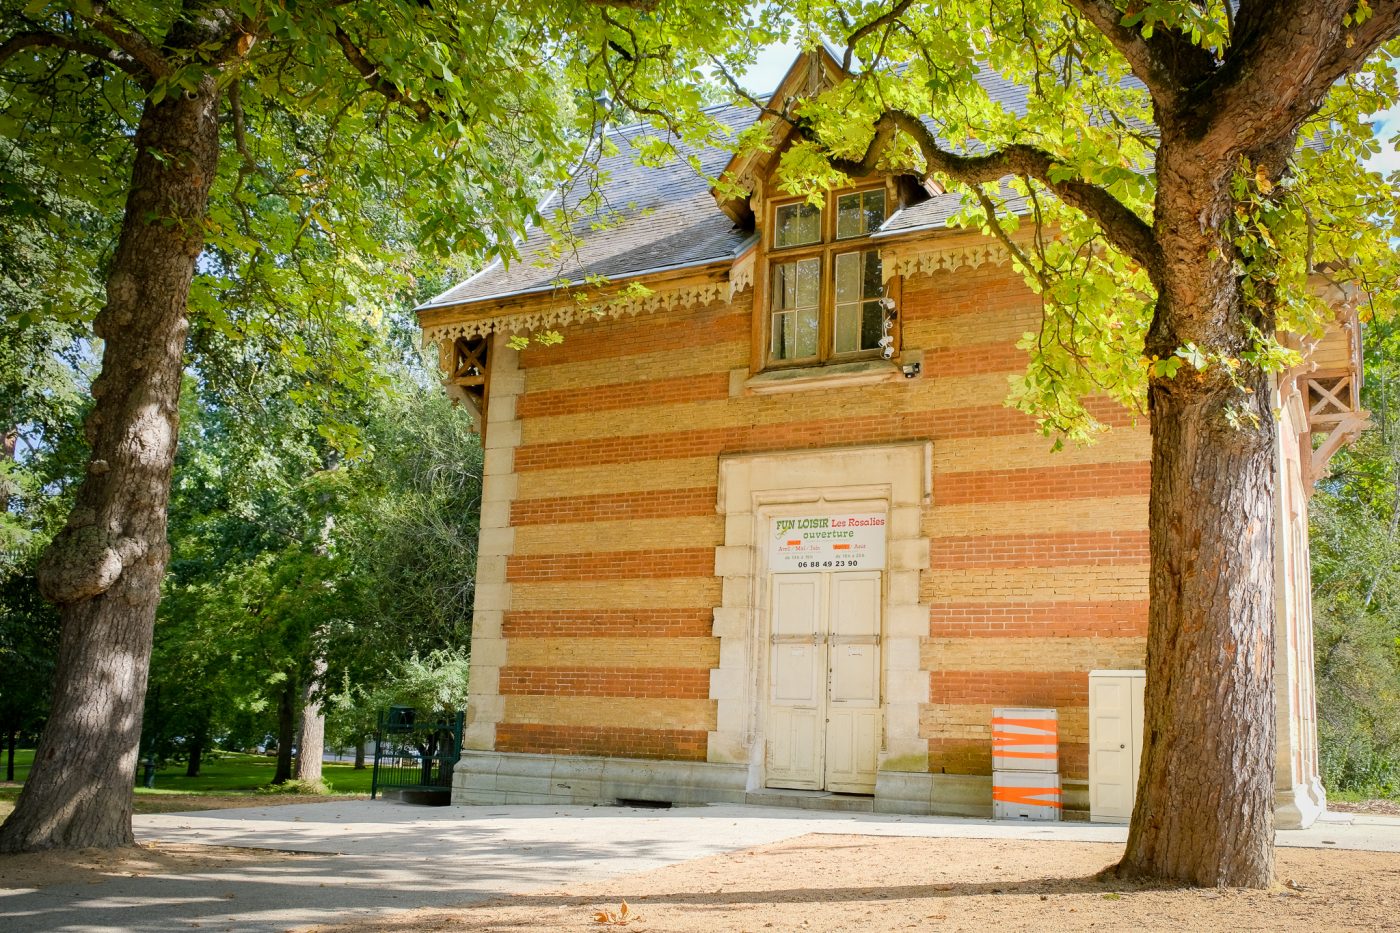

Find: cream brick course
<box><xmin>925</xmin><ymin>565</ymin><xmax>1149</xmax><ymax>601</ymax></box>
<box><xmin>509</xmin><ymin>578</ymin><xmax>721</xmax><ymax>611</ymax></box>
<box><xmin>903</xmin><ymin>305</ymin><xmax>1040</xmax><ymax>349</ymax></box>
<box><xmin>932</xmin><ymin>429</ymin><xmax>1150</xmax><ymax>475</ymax></box>
<box><xmin>924</xmin><ymin>704</ymin><xmax>1089</xmax><ymax>743</ymax></box>
<box><xmin>516</xmin><ymin>458</ymin><xmax>719</xmax><ymax>500</ymax></box>
<box><xmin>506</xmin><ymin>636</ymin><xmax>719</xmax><ymax>669</ymax></box>
<box><xmin>921</xmin><ymin>636</ymin><xmax>1147</xmax><ymax>672</ymax></box>
<box><xmin>513</xmin><ymin>517</ymin><xmax>724</xmax><ymax>556</ymax></box>
<box><xmin>525</xmin><ymin>341</ymin><xmax>748</xmax><ymax>393</ymax></box>
<box><xmin>504</xmin><ymin>695</ymin><xmax>716</xmax><ymax>730</ymax></box>
<box><xmin>926</xmin><ymin>497</ymin><xmax>1149</xmax><ymax>537</ymax></box>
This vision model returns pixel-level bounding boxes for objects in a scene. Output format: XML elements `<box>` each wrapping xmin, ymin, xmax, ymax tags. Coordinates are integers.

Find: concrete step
<box><xmin>744</xmin><ymin>789</ymin><xmax>875</xmax><ymax>813</ymax></box>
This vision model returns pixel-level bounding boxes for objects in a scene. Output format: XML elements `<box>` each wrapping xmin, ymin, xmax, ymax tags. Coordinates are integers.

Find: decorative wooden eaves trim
<box><xmin>878</xmin><ymin>241</ymin><xmax>1012</xmax><ymax>284</ymax></box>
<box><xmin>729</xmin><ymin>247</ymin><xmax>755</xmax><ymax>298</ymax></box>
<box><xmin>421</xmin><ymin>279</ymin><xmax>731</xmax><ymax>344</ymax></box>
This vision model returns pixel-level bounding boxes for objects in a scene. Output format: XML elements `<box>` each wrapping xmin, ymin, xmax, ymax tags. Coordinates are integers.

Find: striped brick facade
<box><xmin>414</xmin><ymin>48</ymin><xmax>1359</xmax><ymax>822</ymax></box>
<box><xmin>446</xmin><ymin>248</ymin><xmax>1178</xmax><ymax>812</ymax></box>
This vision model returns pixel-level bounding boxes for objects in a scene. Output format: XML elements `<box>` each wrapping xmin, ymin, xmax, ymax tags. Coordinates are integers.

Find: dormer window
<box><xmin>765</xmin><ymin>185</ymin><xmax>889</xmax><ymax>367</ymax></box>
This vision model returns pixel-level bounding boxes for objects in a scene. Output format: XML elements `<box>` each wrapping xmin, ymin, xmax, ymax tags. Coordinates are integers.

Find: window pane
<box><xmin>836</xmin><ymin>193</ymin><xmax>863</xmax><ymax>240</ymax></box>
<box><xmin>835</xmin><ymin>252</ymin><xmax>860</xmax><ymax>303</ymax></box>
<box><xmin>863</xmin><ymin>189</ymin><xmax>886</xmax><ymax>235</ymax></box>
<box><xmin>836</xmin><ymin>189</ymin><xmax>887</xmax><ymax>239</ymax></box>
<box><xmin>834</xmin><ymin>251</ymin><xmax>883</xmax><ymax>354</ymax></box>
<box><xmin>771</xmin><ymin>257</ymin><xmax>821</xmax><ymax>360</ymax></box>
<box><xmin>862</xmin><ymin>249</ymin><xmax>882</xmax><ymax>298</ymax></box>
<box><xmin>860</xmin><ymin>299</ymin><xmax>884</xmax><ymax>350</ymax></box>
<box><xmin>775</xmin><ymin>202</ymin><xmax>821</xmax><ymax>248</ymax></box>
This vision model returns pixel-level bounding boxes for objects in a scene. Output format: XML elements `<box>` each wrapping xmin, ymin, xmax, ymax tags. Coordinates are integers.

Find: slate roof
<box><xmin>419</xmin><ymin>59</ymin><xmax>1152</xmax><ymax>312</ymax></box>
<box><xmin>418</xmin><ymin>102</ymin><xmax>759</xmax><ymax>311</ymax></box>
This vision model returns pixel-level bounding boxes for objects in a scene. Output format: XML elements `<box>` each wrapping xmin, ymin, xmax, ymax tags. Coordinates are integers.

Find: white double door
<box><xmin>766</xmin><ymin>571</ymin><xmax>882</xmax><ymax>794</ymax></box>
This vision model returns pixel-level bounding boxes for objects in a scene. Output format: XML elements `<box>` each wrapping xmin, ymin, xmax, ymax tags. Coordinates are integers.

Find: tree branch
<box><xmin>821</xmin><ymin>110</ymin><xmax>1163</xmax><ymax>281</ymax></box>
<box><xmin>1191</xmin><ymin>0</ymin><xmax>1400</xmax><ymax>158</ymax></box>
<box><xmin>333</xmin><ymin>25</ymin><xmax>430</xmax><ymax>121</ymax></box>
<box><xmin>0</xmin><ymin>29</ymin><xmax>148</xmax><ymax>82</ymax></box>
<box><xmin>83</xmin><ymin>4</ymin><xmax>172</xmax><ymax>80</ymax></box>
<box><xmin>842</xmin><ymin>0</ymin><xmax>916</xmax><ymax>72</ymax></box>
<box><xmin>1061</xmin><ymin>0</ymin><xmax>1217</xmax><ymax>108</ymax></box>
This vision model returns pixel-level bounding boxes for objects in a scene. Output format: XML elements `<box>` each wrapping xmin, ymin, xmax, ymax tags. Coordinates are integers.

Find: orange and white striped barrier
<box><xmin>991</xmin><ymin>707</ymin><xmax>1059</xmax><ymax>772</ymax></box>
<box><xmin>992</xmin><ymin>770</ymin><xmax>1062</xmax><ymax>821</ymax></box>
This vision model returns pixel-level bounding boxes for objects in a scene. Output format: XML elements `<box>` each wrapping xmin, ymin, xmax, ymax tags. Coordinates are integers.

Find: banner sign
<box><xmin>768</xmin><ymin>513</ymin><xmax>887</xmax><ymax>573</ymax></box>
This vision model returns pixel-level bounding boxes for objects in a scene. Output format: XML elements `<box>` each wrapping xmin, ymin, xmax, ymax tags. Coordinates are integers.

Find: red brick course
<box><xmin>511</xmin><ymin>487</ymin><xmax>716</xmax><ymax>525</ymax></box>
<box><xmin>499</xmin><ymin>666</ymin><xmax>711</xmax><ymax>699</ymax></box>
<box><xmin>923</xmin><ymin>341</ymin><xmax>1029</xmax><ymax>377</ymax></box>
<box><xmin>930</xmin><ymin>532</ymin><xmax>1149</xmax><ymax>569</ymax></box>
<box><xmin>929</xmin><ymin>670</ymin><xmax>1091</xmax><ymax>707</ymax></box>
<box><xmin>496</xmin><ymin>723</ymin><xmax>708</xmax><ymax>760</ymax></box>
<box><xmin>927</xmin><ymin>601</ymin><xmax>1148</xmax><ymax>638</ymax></box>
<box><xmin>932</xmin><ymin>462</ymin><xmax>1150</xmax><ymax>506</ymax></box>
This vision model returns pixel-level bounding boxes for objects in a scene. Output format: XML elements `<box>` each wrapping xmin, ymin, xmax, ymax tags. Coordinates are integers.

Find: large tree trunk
<box><xmin>0</xmin><ymin>80</ymin><xmax>220</xmax><ymax>854</ymax></box>
<box><xmin>354</xmin><ymin>738</ymin><xmax>366</xmax><ymax>770</ymax></box>
<box><xmin>272</xmin><ymin>678</ymin><xmax>297</xmax><ymax>785</ymax></box>
<box><xmin>294</xmin><ymin>656</ymin><xmax>327</xmax><ymax>784</ymax></box>
<box><xmin>1115</xmin><ymin>144</ymin><xmax>1279</xmax><ymax>888</ymax></box>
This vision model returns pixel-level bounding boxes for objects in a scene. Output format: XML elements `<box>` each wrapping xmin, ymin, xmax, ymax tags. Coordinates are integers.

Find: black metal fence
<box><xmin>370</xmin><ymin>707</ymin><xmax>465</xmax><ymax>799</ymax></box>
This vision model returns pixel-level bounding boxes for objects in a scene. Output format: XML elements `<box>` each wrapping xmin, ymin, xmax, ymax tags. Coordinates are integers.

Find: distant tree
<box><xmin>0</xmin><ymin>0</ymin><xmax>767</xmax><ymax>852</ymax></box>
<box><xmin>1311</xmin><ymin>320</ymin><xmax>1400</xmax><ymax>795</ymax></box>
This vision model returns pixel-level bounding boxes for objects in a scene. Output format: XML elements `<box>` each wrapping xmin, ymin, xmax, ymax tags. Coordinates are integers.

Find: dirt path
<box><xmin>306</xmin><ymin>834</ymin><xmax>1400</xmax><ymax>932</ymax></box>
<box><xmin>0</xmin><ymin>789</ymin><xmax>366</xmax><ymax>821</ymax></box>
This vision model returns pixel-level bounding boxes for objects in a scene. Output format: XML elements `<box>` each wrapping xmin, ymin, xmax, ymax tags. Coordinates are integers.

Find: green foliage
<box><xmin>1312</xmin><ymin>320</ymin><xmax>1400</xmax><ymax>796</ymax></box>
<box><xmin>597</xmin><ymin>3</ymin><xmax>1400</xmax><ymax>440</ymax></box>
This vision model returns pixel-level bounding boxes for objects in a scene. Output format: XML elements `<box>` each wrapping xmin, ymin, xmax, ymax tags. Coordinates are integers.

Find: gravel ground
<box><xmin>304</xmin><ymin>834</ymin><xmax>1400</xmax><ymax>933</ymax></box>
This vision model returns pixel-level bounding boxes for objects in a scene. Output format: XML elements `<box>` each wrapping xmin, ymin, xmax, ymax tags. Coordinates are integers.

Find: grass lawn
<box><xmin>1</xmin><ymin>749</ymin><xmax>372</xmax><ymax>821</ymax></box>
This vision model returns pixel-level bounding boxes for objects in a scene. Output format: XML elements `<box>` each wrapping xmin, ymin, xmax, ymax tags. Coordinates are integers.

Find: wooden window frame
<box><xmin>757</xmin><ymin>182</ymin><xmax>896</xmax><ymax>372</ymax></box>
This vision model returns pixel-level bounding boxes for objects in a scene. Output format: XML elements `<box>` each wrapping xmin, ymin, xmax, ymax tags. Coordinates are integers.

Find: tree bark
<box><xmin>354</xmin><ymin>738</ymin><xmax>366</xmax><ymax>770</ymax></box>
<box><xmin>273</xmin><ymin>678</ymin><xmax>297</xmax><ymax>785</ymax></box>
<box><xmin>185</xmin><ymin>734</ymin><xmax>204</xmax><ymax>779</ymax></box>
<box><xmin>1113</xmin><ymin>141</ymin><xmax>1279</xmax><ymax>888</ymax></box>
<box><xmin>294</xmin><ymin>656</ymin><xmax>327</xmax><ymax>784</ymax></box>
<box><xmin>0</xmin><ymin>79</ymin><xmax>220</xmax><ymax>853</ymax></box>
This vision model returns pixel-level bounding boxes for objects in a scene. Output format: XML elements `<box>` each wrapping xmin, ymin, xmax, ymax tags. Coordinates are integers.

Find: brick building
<box><xmin>416</xmin><ymin>51</ymin><xmax>1366</xmax><ymax>825</ymax></box>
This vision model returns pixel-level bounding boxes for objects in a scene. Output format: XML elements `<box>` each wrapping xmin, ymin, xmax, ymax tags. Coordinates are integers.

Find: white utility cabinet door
<box><xmin>1088</xmin><ymin>669</ymin><xmax>1145</xmax><ymax>823</ymax></box>
<box><xmin>767</xmin><ymin>571</ymin><xmax>882</xmax><ymax>792</ymax></box>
